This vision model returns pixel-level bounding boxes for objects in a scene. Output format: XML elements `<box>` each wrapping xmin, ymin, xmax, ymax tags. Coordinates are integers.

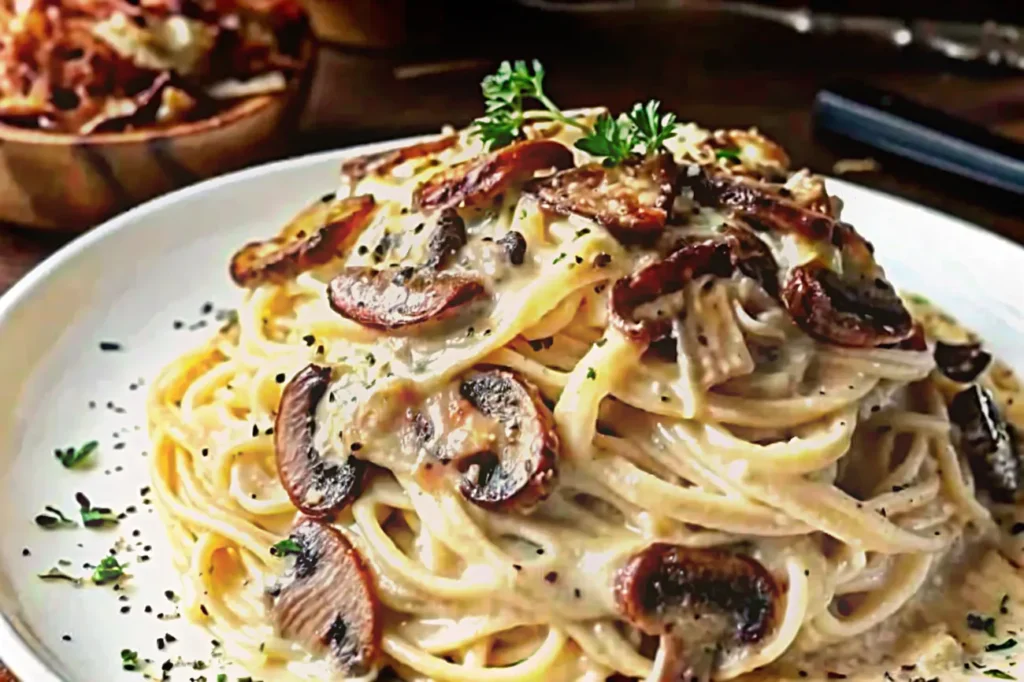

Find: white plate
<box><xmin>0</xmin><ymin>138</ymin><xmax>1022</xmax><ymax>681</ymax></box>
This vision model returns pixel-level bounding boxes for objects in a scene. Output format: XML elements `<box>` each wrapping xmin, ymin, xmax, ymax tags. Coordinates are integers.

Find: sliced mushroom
<box><xmin>268</xmin><ymin>517</ymin><xmax>380</xmax><ymax>676</ymax></box>
<box><xmin>327</xmin><ymin>267</ymin><xmax>486</xmax><ymax>331</ymax></box>
<box><xmin>782</xmin><ymin>261</ymin><xmax>913</xmax><ymax>347</ymax></box>
<box><xmin>454</xmin><ymin>367</ymin><xmax>559</xmax><ymax>512</ymax></box>
<box><xmin>527</xmin><ymin>154</ymin><xmax>678</xmax><ymax>242</ymax></box>
<box><xmin>497</xmin><ymin>230</ymin><xmax>528</xmax><ymax>266</ymax></box>
<box><xmin>230</xmin><ymin>195</ymin><xmax>377</xmax><ymax>288</ymax></box>
<box><xmin>414</xmin><ymin>139</ymin><xmax>573</xmax><ymax>213</ymax></box>
<box><xmin>721</xmin><ymin>224</ymin><xmax>780</xmax><ymax>299</ymax></box>
<box><xmin>275</xmin><ymin>365</ymin><xmax>368</xmax><ymax>518</ymax></box>
<box><xmin>424</xmin><ymin>209</ymin><xmax>468</xmax><ymax>270</ymax></box>
<box><xmin>340</xmin><ymin>135</ymin><xmax>458</xmax><ymax>185</ymax></box>
<box><xmin>935</xmin><ymin>341</ymin><xmax>992</xmax><ymax>383</ymax></box>
<box><xmin>610</xmin><ymin>239</ymin><xmax>737</xmax><ymax>344</ymax></box>
<box><xmin>614</xmin><ymin>544</ymin><xmax>779</xmax><ymax>682</ymax></box>
<box><xmin>949</xmin><ymin>385</ymin><xmax>1021</xmax><ymax>503</ymax></box>
<box><xmin>690</xmin><ymin>171</ymin><xmax>834</xmax><ymax>242</ymax></box>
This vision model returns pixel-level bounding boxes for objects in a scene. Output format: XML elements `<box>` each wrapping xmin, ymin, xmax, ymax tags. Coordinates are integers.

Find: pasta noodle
<box><xmin>147</xmin><ymin>114</ymin><xmax>1024</xmax><ymax>681</ymax></box>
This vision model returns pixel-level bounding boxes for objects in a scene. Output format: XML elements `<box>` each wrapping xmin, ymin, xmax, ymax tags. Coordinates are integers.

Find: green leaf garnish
<box><xmin>626</xmin><ymin>100</ymin><xmax>678</xmax><ymax>155</ymax></box>
<box><xmin>92</xmin><ymin>556</ymin><xmax>127</xmax><ymax>584</ymax></box>
<box><xmin>57</xmin><ymin>440</ymin><xmax>98</xmax><ymax>469</ymax></box>
<box><xmin>471</xmin><ymin>60</ymin><xmax>586</xmax><ymax>149</ymax></box>
<box><xmin>574</xmin><ymin>113</ymin><xmax>634</xmax><ymax>166</ymax></box>
<box><xmin>35</xmin><ymin>505</ymin><xmax>76</xmax><ymax>529</ymax></box>
<box><xmin>715</xmin><ymin>148</ymin><xmax>742</xmax><ymax>160</ymax></box>
<box><xmin>984</xmin><ymin>671</ymin><xmax>1015</xmax><ymax>680</ymax></box>
<box><xmin>76</xmin><ymin>492</ymin><xmax>118</xmax><ymax>528</ymax></box>
<box><xmin>986</xmin><ymin>638</ymin><xmax>1018</xmax><ymax>652</ymax></box>
<box><xmin>120</xmin><ymin>648</ymin><xmax>140</xmax><ymax>671</ymax></box>
<box><xmin>270</xmin><ymin>538</ymin><xmax>302</xmax><ymax>557</ymax></box>
<box><xmin>585</xmin><ymin>367</ymin><xmax>597</xmax><ymax>380</ymax></box>
<box><xmin>967</xmin><ymin>613</ymin><xmax>997</xmax><ymax>636</ymax></box>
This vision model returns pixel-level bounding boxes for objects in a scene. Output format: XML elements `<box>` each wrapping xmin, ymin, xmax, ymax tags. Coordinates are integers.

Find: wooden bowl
<box><xmin>0</xmin><ymin>37</ymin><xmax>315</xmax><ymax>231</ymax></box>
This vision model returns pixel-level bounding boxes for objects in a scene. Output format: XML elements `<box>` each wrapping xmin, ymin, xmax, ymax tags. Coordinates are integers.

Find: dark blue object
<box><xmin>813</xmin><ymin>82</ymin><xmax>1024</xmax><ymax>195</ymax></box>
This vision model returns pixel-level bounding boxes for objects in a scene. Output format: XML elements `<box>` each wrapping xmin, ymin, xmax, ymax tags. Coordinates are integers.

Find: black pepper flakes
<box><xmin>99</xmin><ymin>341</ymin><xmax>123</xmax><ymax>352</ymax></box>
<box><xmin>544</xmin><ymin>571</ymin><xmax>558</xmax><ymax>583</ymax></box>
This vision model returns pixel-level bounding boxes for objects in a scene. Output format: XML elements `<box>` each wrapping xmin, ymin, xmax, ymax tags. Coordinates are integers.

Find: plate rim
<box><xmin>1</xmin><ymin>135</ymin><xmax>1022</xmax><ymax>680</ymax></box>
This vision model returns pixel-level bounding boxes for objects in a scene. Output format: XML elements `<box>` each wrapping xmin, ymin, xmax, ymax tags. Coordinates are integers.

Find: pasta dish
<box><xmin>146</xmin><ymin>62</ymin><xmax>1024</xmax><ymax>681</ymax></box>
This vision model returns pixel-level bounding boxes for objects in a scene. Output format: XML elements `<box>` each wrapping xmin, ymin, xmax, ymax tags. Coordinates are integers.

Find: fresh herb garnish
<box><xmin>76</xmin><ymin>492</ymin><xmax>118</xmax><ymax>528</ymax></box>
<box><xmin>120</xmin><ymin>648</ymin><xmax>140</xmax><ymax>670</ymax></box>
<box><xmin>270</xmin><ymin>538</ymin><xmax>302</xmax><ymax>557</ymax></box>
<box><xmin>625</xmin><ymin>100</ymin><xmax>678</xmax><ymax>155</ymax></box>
<box><xmin>92</xmin><ymin>556</ymin><xmax>127</xmax><ymax>584</ymax></box>
<box><xmin>715</xmin><ymin>148</ymin><xmax>742</xmax><ymax>160</ymax></box>
<box><xmin>35</xmin><ymin>506</ymin><xmax>76</xmax><ymax>529</ymax></box>
<box><xmin>574</xmin><ymin>112</ymin><xmax>633</xmax><ymax>166</ymax></box>
<box><xmin>984</xmin><ymin>671</ymin><xmax>1015</xmax><ymax>680</ymax></box>
<box><xmin>38</xmin><ymin>567</ymin><xmax>82</xmax><ymax>584</ymax></box>
<box><xmin>586</xmin><ymin>367</ymin><xmax>597</xmax><ymax>380</ymax></box>
<box><xmin>56</xmin><ymin>440</ymin><xmax>98</xmax><ymax>469</ymax></box>
<box><xmin>986</xmin><ymin>638</ymin><xmax>1018</xmax><ymax>652</ymax></box>
<box><xmin>471</xmin><ymin>60</ymin><xmax>587</xmax><ymax>149</ymax></box>
<box><xmin>967</xmin><ymin>613</ymin><xmax>997</xmax><ymax>636</ymax></box>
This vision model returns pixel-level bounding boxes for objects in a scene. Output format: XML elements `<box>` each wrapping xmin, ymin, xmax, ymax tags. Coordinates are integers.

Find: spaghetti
<box><xmin>147</xmin><ymin>112</ymin><xmax>1024</xmax><ymax>681</ymax></box>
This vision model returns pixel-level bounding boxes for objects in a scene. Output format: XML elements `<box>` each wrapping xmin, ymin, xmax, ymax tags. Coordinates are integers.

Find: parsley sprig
<box><xmin>270</xmin><ymin>538</ymin><xmax>302</xmax><ymax>557</ymax></box>
<box><xmin>471</xmin><ymin>60</ymin><xmax>587</xmax><ymax>150</ymax></box>
<box><xmin>575</xmin><ymin>101</ymin><xmax>678</xmax><ymax>165</ymax></box>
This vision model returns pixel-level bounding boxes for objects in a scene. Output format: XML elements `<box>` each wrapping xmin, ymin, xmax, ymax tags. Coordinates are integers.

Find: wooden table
<box><xmin>0</xmin><ymin>5</ymin><xmax>1022</xmax><ymax>678</ymax></box>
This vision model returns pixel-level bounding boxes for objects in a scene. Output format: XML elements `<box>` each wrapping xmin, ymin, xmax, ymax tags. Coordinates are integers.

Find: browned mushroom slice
<box><xmin>230</xmin><ymin>195</ymin><xmax>377</xmax><ymax>287</ymax></box>
<box><xmin>610</xmin><ymin>239</ymin><xmax>735</xmax><ymax>343</ymax></box>
<box><xmin>275</xmin><ymin>365</ymin><xmax>368</xmax><ymax>518</ymax></box>
<box><xmin>340</xmin><ymin>135</ymin><xmax>458</xmax><ymax>184</ymax></box>
<box><xmin>614</xmin><ymin>544</ymin><xmax>779</xmax><ymax>682</ymax></box>
<box><xmin>414</xmin><ymin>139</ymin><xmax>573</xmax><ymax>212</ymax></box>
<box><xmin>424</xmin><ymin>209</ymin><xmax>468</xmax><ymax>270</ymax></box>
<box><xmin>949</xmin><ymin>385</ymin><xmax>1021</xmax><ymax>503</ymax></box>
<box><xmin>935</xmin><ymin>341</ymin><xmax>992</xmax><ymax>382</ymax></box>
<box><xmin>268</xmin><ymin>517</ymin><xmax>380</xmax><ymax>676</ymax></box>
<box><xmin>782</xmin><ymin>261</ymin><xmax>913</xmax><ymax>347</ymax></box>
<box><xmin>454</xmin><ymin>368</ymin><xmax>559</xmax><ymax>512</ymax></box>
<box><xmin>527</xmin><ymin>154</ymin><xmax>678</xmax><ymax>241</ymax></box>
<box><xmin>328</xmin><ymin>267</ymin><xmax>486</xmax><ymax>331</ymax></box>
<box><xmin>691</xmin><ymin>171</ymin><xmax>835</xmax><ymax>242</ymax></box>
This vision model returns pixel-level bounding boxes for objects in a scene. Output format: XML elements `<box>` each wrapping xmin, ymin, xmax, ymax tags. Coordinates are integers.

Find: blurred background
<box><xmin>1</xmin><ymin>0</ymin><xmax>1022</xmax><ymax>292</ymax></box>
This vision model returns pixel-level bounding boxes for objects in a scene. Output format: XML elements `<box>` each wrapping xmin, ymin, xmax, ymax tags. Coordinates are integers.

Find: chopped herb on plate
<box><xmin>56</xmin><ymin>440</ymin><xmax>98</xmax><ymax>469</ymax></box>
<box><xmin>92</xmin><ymin>556</ymin><xmax>127</xmax><ymax>584</ymax></box>
<box><xmin>270</xmin><ymin>538</ymin><xmax>302</xmax><ymax>557</ymax></box>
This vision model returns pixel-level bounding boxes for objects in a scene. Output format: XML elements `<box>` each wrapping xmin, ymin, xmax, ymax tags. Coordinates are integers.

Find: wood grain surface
<box><xmin>0</xmin><ymin>3</ymin><xmax>1022</xmax><ymax>677</ymax></box>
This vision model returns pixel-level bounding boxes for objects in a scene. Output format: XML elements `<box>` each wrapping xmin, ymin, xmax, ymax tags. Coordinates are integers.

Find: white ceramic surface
<box><xmin>0</xmin><ymin>139</ymin><xmax>1022</xmax><ymax>681</ymax></box>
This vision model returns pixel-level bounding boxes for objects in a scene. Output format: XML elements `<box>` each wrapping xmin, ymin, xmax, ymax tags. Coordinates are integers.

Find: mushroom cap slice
<box><xmin>782</xmin><ymin>261</ymin><xmax>913</xmax><ymax>347</ymax></box>
<box><xmin>949</xmin><ymin>385</ymin><xmax>1021</xmax><ymax>503</ymax></box>
<box><xmin>268</xmin><ymin>517</ymin><xmax>380</xmax><ymax>676</ymax></box>
<box><xmin>614</xmin><ymin>544</ymin><xmax>779</xmax><ymax>680</ymax></box>
<box><xmin>340</xmin><ymin>135</ymin><xmax>458</xmax><ymax>185</ymax></box>
<box><xmin>275</xmin><ymin>365</ymin><xmax>368</xmax><ymax>519</ymax></box>
<box><xmin>327</xmin><ymin>266</ymin><xmax>486</xmax><ymax>331</ymax></box>
<box><xmin>526</xmin><ymin>154</ymin><xmax>679</xmax><ymax>242</ymax></box>
<box><xmin>424</xmin><ymin>209</ymin><xmax>468</xmax><ymax>270</ymax></box>
<box><xmin>413</xmin><ymin>139</ymin><xmax>573</xmax><ymax>212</ymax></box>
<box><xmin>455</xmin><ymin>367</ymin><xmax>560</xmax><ymax>512</ymax></box>
<box><xmin>230</xmin><ymin>195</ymin><xmax>377</xmax><ymax>288</ymax></box>
<box><xmin>935</xmin><ymin>341</ymin><xmax>992</xmax><ymax>383</ymax></box>
<box><xmin>610</xmin><ymin>239</ymin><xmax>737</xmax><ymax>344</ymax></box>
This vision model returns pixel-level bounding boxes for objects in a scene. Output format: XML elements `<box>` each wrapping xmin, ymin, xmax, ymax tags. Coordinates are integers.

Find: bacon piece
<box><xmin>267</xmin><ymin>517</ymin><xmax>380</xmax><ymax>676</ymax></box>
<box><xmin>453</xmin><ymin>367</ymin><xmax>560</xmax><ymax>512</ymax></box>
<box><xmin>327</xmin><ymin>267</ymin><xmax>486</xmax><ymax>331</ymax></box>
<box><xmin>614</xmin><ymin>544</ymin><xmax>779</xmax><ymax>682</ymax></box>
<box><xmin>275</xmin><ymin>365</ymin><xmax>368</xmax><ymax>519</ymax></box>
<box><xmin>230</xmin><ymin>195</ymin><xmax>376</xmax><ymax>287</ymax></box>
<box><xmin>340</xmin><ymin>135</ymin><xmax>458</xmax><ymax>185</ymax></box>
<box><xmin>527</xmin><ymin>154</ymin><xmax>678</xmax><ymax>241</ymax></box>
<box><xmin>781</xmin><ymin>262</ymin><xmax>913</xmax><ymax>347</ymax></box>
<box><xmin>413</xmin><ymin>139</ymin><xmax>573</xmax><ymax>212</ymax></box>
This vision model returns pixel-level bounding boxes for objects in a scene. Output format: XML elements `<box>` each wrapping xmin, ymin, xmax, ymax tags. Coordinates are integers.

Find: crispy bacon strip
<box><xmin>230</xmin><ymin>195</ymin><xmax>376</xmax><ymax>287</ymax></box>
<box><xmin>327</xmin><ymin>266</ymin><xmax>486</xmax><ymax>331</ymax></box>
<box><xmin>340</xmin><ymin>135</ymin><xmax>458</xmax><ymax>185</ymax></box>
<box><xmin>527</xmin><ymin>154</ymin><xmax>678</xmax><ymax>241</ymax></box>
<box><xmin>413</xmin><ymin>139</ymin><xmax>573</xmax><ymax>212</ymax></box>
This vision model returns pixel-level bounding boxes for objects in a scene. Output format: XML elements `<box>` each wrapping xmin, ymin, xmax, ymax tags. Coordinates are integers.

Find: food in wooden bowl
<box><xmin>0</xmin><ymin>0</ymin><xmax>314</xmax><ymax>230</ymax></box>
